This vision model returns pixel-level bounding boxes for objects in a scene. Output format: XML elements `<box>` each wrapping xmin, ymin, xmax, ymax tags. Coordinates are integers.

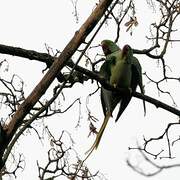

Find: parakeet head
<box><xmin>122</xmin><ymin>45</ymin><xmax>133</xmax><ymax>63</ymax></box>
<box><xmin>101</xmin><ymin>40</ymin><xmax>120</xmax><ymax>56</ymax></box>
<box><xmin>122</xmin><ymin>44</ymin><xmax>131</xmax><ymax>55</ymax></box>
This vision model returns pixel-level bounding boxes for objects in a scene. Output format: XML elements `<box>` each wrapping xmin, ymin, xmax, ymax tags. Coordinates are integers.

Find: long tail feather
<box><xmin>143</xmin><ymin>98</ymin><xmax>146</xmax><ymax>116</ymax></box>
<box><xmin>115</xmin><ymin>95</ymin><xmax>131</xmax><ymax>122</ymax></box>
<box><xmin>140</xmin><ymin>86</ymin><xmax>146</xmax><ymax>116</ymax></box>
<box><xmin>85</xmin><ymin>112</ymin><xmax>111</xmax><ymax>155</ymax></box>
<box><xmin>75</xmin><ymin>113</ymin><xmax>111</xmax><ymax>179</ymax></box>
<box><xmin>95</xmin><ymin>112</ymin><xmax>111</xmax><ymax>149</ymax></box>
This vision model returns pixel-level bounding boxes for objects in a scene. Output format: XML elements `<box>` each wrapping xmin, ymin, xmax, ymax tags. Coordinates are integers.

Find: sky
<box><xmin>0</xmin><ymin>0</ymin><xmax>180</xmax><ymax>179</ymax></box>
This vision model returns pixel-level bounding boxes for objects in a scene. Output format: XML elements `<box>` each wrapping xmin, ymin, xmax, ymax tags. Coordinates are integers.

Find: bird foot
<box><xmin>113</xmin><ymin>84</ymin><xmax>117</xmax><ymax>88</ymax></box>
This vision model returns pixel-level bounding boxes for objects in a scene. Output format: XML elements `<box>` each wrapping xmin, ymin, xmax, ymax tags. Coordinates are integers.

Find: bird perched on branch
<box><xmin>101</xmin><ymin>40</ymin><xmax>146</xmax><ymax>122</ymax></box>
<box><xmin>86</xmin><ymin>40</ymin><xmax>146</xmax><ymax>153</ymax></box>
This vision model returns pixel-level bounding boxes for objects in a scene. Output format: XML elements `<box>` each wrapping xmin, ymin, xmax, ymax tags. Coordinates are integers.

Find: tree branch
<box><xmin>0</xmin><ymin>0</ymin><xmax>115</xmax><ymax>169</ymax></box>
<box><xmin>0</xmin><ymin>44</ymin><xmax>180</xmax><ymax>117</ymax></box>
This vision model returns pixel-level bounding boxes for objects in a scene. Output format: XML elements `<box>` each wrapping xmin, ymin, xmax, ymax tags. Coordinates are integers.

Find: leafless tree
<box><xmin>0</xmin><ymin>0</ymin><xmax>180</xmax><ymax>179</ymax></box>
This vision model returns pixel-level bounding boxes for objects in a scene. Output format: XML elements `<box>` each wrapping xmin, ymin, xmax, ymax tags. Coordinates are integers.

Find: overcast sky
<box><xmin>0</xmin><ymin>0</ymin><xmax>180</xmax><ymax>179</ymax></box>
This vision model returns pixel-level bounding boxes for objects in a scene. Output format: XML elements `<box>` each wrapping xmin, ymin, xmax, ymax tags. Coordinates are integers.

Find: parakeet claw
<box><xmin>113</xmin><ymin>84</ymin><xmax>117</xmax><ymax>88</ymax></box>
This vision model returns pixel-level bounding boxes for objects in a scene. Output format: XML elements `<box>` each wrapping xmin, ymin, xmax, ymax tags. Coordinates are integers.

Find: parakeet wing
<box><xmin>131</xmin><ymin>56</ymin><xmax>146</xmax><ymax>115</ymax></box>
<box><xmin>99</xmin><ymin>56</ymin><xmax>118</xmax><ymax>115</ymax></box>
<box><xmin>114</xmin><ymin>55</ymin><xmax>146</xmax><ymax>121</ymax></box>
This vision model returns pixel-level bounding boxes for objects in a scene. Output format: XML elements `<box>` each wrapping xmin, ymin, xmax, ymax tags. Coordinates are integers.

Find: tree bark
<box><xmin>0</xmin><ymin>0</ymin><xmax>114</xmax><ymax>167</ymax></box>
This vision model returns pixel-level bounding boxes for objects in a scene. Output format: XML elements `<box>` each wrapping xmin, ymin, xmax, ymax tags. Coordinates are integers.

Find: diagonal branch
<box><xmin>0</xmin><ymin>44</ymin><xmax>180</xmax><ymax>117</ymax></box>
<box><xmin>0</xmin><ymin>0</ymin><xmax>115</xmax><ymax>169</ymax></box>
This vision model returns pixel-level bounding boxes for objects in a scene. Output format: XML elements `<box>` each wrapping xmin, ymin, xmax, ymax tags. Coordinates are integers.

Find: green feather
<box><xmin>86</xmin><ymin>40</ymin><xmax>146</xmax><ymax>155</ymax></box>
<box><xmin>101</xmin><ymin>39</ymin><xmax>120</xmax><ymax>56</ymax></box>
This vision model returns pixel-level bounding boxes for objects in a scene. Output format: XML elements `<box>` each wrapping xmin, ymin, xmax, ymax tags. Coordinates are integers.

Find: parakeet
<box><xmin>100</xmin><ymin>40</ymin><xmax>122</xmax><ymax>117</ymax></box>
<box><xmin>85</xmin><ymin>40</ymin><xmax>146</xmax><ymax>156</ymax></box>
<box><xmin>86</xmin><ymin>43</ymin><xmax>133</xmax><ymax>153</ymax></box>
<box><xmin>101</xmin><ymin>40</ymin><xmax>146</xmax><ymax>122</ymax></box>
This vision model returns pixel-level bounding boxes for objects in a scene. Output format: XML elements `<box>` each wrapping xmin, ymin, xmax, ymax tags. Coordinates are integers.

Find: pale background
<box><xmin>0</xmin><ymin>0</ymin><xmax>180</xmax><ymax>179</ymax></box>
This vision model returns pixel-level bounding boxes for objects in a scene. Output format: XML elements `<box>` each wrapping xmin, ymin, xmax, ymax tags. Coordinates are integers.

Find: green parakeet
<box><xmin>86</xmin><ymin>40</ymin><xmax>146</xmax><ymax>154</ymax></box>
<box><xmin>101</xmin><ymin>40</ymin><xmax>146</xmax><ymax>122</ymax></box>
<box><xmin>86</xmin><ymin>43</ymin><xmax>133</xmax><ymax>154</ymax></box>
<box><xmin>100</xmin><ymin>40</ymin><xmax>121</xmax><ymax>117</ymax></box>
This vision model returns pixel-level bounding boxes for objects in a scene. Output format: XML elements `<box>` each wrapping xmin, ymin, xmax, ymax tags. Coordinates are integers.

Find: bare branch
<box><xmin>37</xmin><ymin>130</ymin><xmax>101</xmax><ymax>180</ymax></box>
<box><xmin>0</xmin><ymin>0</ymin><xmax>115</xmax><ymax>170</ymax></box>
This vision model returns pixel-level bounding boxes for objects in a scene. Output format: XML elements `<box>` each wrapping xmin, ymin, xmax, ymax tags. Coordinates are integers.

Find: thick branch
<box><xmin>133</xmin><ymin>92</ymin><xmax>180</xmax><ymax>117</ymax></box>
<box><xmin>0</xmin><ymin>0</ymin><xmax>114</xmax><ymax>166</ymax></box>
<box><xmin>0</xmin><ymin>44</ymin><xmax>53</xmax><ymax>63</ymax></box>
<box><xmin>0</xmin><ymin>44</ymin><xmax>180</xmax><ymax>117</ymax></box>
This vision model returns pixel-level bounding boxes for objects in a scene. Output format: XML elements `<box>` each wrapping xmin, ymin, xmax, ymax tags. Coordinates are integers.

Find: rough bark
<box><xmin>0</xmin><ymin>0</ymin><xmax>114</xmax><ymax>169</ymax></box>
